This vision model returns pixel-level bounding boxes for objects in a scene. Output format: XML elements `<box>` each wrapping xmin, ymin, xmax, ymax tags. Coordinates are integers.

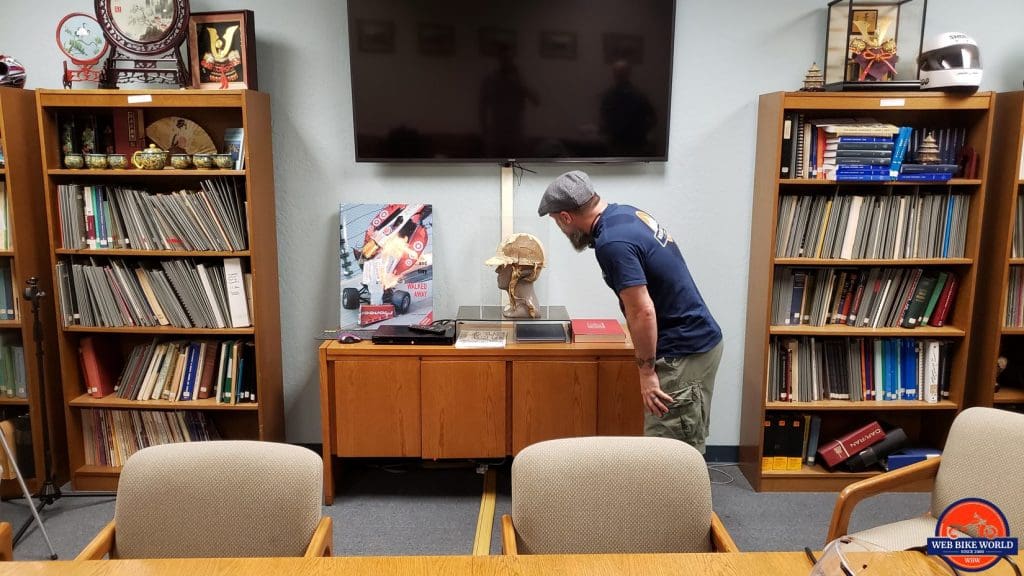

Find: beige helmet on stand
<box><xmin>485</xmin><ymin>233</ymin><xmax>546</xmax><ymax>317</ymax></box>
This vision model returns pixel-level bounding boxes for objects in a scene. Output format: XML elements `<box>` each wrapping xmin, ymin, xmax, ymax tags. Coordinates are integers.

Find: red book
<box><xmin>928</xmin><ymin>274</ymin><xmax>959</xmax><ymax>327</ymax></box>
<box><xmin>112</xmin><ymin>109</ymin><xmax>144</xmax><ymax>156</ymax></box>
<box><xmin>816</xmin><ymin>421</ymin><xmax>886</xmax><ymax>469</ymax></box>
<box><xmin>570</xmin><ymin>319</ymin><xmax>626</xmax><ymax>343</ymax></box>
<box><xmin>79</xmin><ymin>336</ymin><xmax>122</xmax><ymax>398</ymax></box>
<box><xmin>196</xmin><ymin>341</ymin><xmax>219</xmax><ymax>400</ymax></box>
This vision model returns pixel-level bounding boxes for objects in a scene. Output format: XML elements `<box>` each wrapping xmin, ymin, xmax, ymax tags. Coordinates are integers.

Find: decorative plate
<box><xmin>57</xmin><ymin>13</ymin><xmax>109</xmax><ymax>64</ymax></box>
<box><xmin>94</xmin><ymin>0</ymin><xmax>190</xmax><ymax>56</ymax></box>
<box><xmin>145</xmin><ymin>117</ymin><xmax>216</xmax><ymax>155</ymax></box>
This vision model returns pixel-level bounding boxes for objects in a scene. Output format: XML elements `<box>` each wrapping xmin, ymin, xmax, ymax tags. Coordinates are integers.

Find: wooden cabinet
<box><xmin>319</xmin><ymin>340</ymin><xmax>640</xmax><ymax>503</ymax></box>
<box><xmin>740</xmin><ymin>91</ymin><xmax>994</xmax><ymax>492</ymax></box>
<box><xmin>511</xmin><ymin>361</ymin><xmax>597</xmax><ymax>454</ymax></box>
<box><xmin>421</xmin><ymin>360</ymin><xmax>505</xmax><ymax>459</ymax></box>
<box><xmin>35</xmin><ymin>90</ymin><xmax>284</xmax><ymax>491</ymax></box>
<box><xmin>0</xmin><ymin>88</ymin><xmax>63</xmax><ymax>497</ymax></box>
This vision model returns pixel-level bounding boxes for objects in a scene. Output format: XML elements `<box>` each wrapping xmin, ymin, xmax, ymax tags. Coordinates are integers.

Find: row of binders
<box><xmin>772</xmin><ymin>268</ymin><xmax>959</xmax><ymax>329</ymax></box>
<box><xmin>780</xmin><ymin>116</ymin><xmax>968</xmax><ymax>181</ymax></box>
<box><xmin>0</xmin><ymin>263</ymin><xmax>15</xmax><ymax>321</ymax></box>
<box><xmin>1013</xmin><ymin>197</ymin><xmax>1024</xmax><ymax>259</ymax></box>
<box><xmin>56</xmin><ymin>257</ymin><xmax>252</xmax><ymax>329</ymax></box>
<box><xmin>1005</xmin><ymin>268</ymin><xmax>1024</xmax><ymax>328</ymax></box>
<box><xmin>81</xmin><ymin>409</ymin><xmax>219</xmax><ymax>468</ymax></box>
<box><xmin>79</xmin><ymin>337</ymin><xmax>257</xmax><ymax>404</ymax></box>
<box><xmin>762</xmin><ymin>413</ymin><xmax>821</xmax><ymax>471</ymax></box>
<box><xmin>57</xmin><ymin>179</ymin><xmax>249</xmax><ymax>252</ymax></box>
<box><xmin>775</xmin><ymin>192</ymin><xmax>970</xmax><ymax>260</ymax></box>
<box><xmin>768</xmin><ymin>337</ymin><xmax>952</xmax><ymax>403</ymax></box>
<box><xmin>0</xmin><ymin>182</ymin><xmax>8</xmax><ymax>250</ymax></box>
<box><xmin>0</xmin><ymin>338</ymin><xmax>27</xmax><ymax>398</ymax></box>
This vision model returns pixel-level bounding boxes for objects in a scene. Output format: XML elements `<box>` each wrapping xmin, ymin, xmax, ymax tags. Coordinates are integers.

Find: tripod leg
<box><xmin>0</xmin><ymin>431</ymin><xmax>57</xmax><ymax>559</ymax></box>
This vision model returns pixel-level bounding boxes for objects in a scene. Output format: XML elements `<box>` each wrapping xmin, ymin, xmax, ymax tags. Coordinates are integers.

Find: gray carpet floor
<box><xmin>1</xmin><ymin>462</ymin><xmax>930</xmax><ymax>561</ymax></box>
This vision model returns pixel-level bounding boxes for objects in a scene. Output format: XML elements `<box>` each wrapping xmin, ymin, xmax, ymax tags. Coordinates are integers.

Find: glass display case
<box><xmin>824</xmin><ymin>0</ymin><xmax>927</xmax><ymax>90</ymax></box>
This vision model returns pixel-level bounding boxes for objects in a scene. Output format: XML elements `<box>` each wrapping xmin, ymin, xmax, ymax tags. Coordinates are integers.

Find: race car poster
<box><xmin>339</xmin><ymin>203</ymin><xmax>434</xmax><ymax>329</ymax></box>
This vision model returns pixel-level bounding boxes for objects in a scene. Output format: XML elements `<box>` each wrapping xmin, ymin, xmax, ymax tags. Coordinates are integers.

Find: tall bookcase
<box><xmin>35</xmin><ymin>89</ymin><xmax>284</xmax><ymax>491</ymax></box>
<box><xmin>968</xmin><ymin>91</ymin><xmax>1024</xmax><ymax>409</ymax></box>
<box><xmin>0</xmin><ymin>88</ymin><xmax>64</xmax><ymax>496</ymax></box>
<box><xmin>740</xmin><ymin>91</ymin><xmax>994</xmax><ymax>492</ymax></box>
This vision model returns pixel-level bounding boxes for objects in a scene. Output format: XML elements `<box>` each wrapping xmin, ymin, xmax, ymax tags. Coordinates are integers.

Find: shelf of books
<box><xmin>0</xmin><ymin>88</ymin><xmax>62</xmax><ymax>497</ymax></box>
<box><xmin>35</xmin><ymin>89</ymin><xmax>283</xmax><ymax>491</ymax></box>
<box><xmin>741</xmin><ymin>91</ymin><xmax>994</xmax><ymax>492</ymax></box>
<box><xmin>968</xmin><ymin>91</ymin><xmax>1024</xmax><ymax>413</ymax></box>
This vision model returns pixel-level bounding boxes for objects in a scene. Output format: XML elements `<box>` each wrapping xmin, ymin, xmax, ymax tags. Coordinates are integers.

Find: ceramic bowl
<box><xmin>213</xmin><ymin>153</ymin><xmax>235</xmax><ymax>169</ymax></box>
<box><xmin>192</xmin><ymin>153</ymin><xmax>214</xmax><ymax>169</ymax></box>
<box><xmin>64</xmin><ymin>153</ymin><xmax>84</xmax><ymax>169</ymax></box>
<box><xmin>107</xmin><ymin>154</ymin><xmax>127</xmax><ymax>170</ymax></box>
<box><xmin>85</xmin><ymin>153</ymin><xmax>108</xmax><ymax>170</ymax></box>
<box><xmin>170</xmin><ymin>154</ymin><xmax>192</xmax><ymax>169</ymax></box>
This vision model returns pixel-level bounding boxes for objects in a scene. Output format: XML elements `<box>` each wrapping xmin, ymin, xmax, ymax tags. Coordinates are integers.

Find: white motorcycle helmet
<box><xmin>918</xmin><ymin>32</ymin><xmax>982</xmax><ymax>92</ymax></box>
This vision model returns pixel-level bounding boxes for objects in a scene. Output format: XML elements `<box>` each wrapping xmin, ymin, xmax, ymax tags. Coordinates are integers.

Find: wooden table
<box><xmin>319</xmin><ymin>338</ymin><xmax>643</xmax><ymax>503</ymax></box>
<box><xmin>1</xmin><ymin>551</ymin><xmax>997</xmax><ymax>575</ymax></box>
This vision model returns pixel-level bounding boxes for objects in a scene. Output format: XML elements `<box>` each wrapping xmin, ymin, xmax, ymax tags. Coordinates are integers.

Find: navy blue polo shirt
<box><xmin>593</xmin><ymin>203</ymin><xmax>722</xmax><ymax>357</ymax></box>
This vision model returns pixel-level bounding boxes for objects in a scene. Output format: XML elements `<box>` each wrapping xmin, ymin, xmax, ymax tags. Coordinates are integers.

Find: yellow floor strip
<box><xmin>472</xmin><ymin>468</ymin><xmax>497</xmax><ymax>555</ymax></box>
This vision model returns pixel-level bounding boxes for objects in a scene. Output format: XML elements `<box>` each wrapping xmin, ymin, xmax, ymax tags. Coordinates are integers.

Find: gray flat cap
<box><xmin>537</xmin><ymin>170</ymin><xmax>596</xmax><ymax>216</ymax></box>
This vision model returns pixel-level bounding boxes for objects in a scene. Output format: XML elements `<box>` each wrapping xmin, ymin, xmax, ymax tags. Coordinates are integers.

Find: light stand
<box><xmin>11</xmin><ymin>278</ymin><xmax>115</xmax><ymax>555</ymax></box>
<box><xmin>0</xmin><ymin>424</ymin><xmax>55</xmax><ymax>559</ymax></box>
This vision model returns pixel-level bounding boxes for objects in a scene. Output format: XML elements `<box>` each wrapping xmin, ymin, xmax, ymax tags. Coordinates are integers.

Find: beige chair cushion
<box><xmin>511</xmin><ymin>436</ymin><xmax>713</xmax><ymax>554</ymax></box>
<box><xmin>113</xmin><ymin>440</ymin><xmax>322</xmax><ymax>558</ymax></box>
<box><xmin>852</xmin><ymin>407</ymin><xmax>1024</xmax><ymax>550</ymax></box>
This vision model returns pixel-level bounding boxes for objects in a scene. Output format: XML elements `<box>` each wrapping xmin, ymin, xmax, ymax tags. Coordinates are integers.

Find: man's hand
<box><xmin>640</xmin><ymin>370</ymin><xmax>673</xmax><ymax>417</ymax></box>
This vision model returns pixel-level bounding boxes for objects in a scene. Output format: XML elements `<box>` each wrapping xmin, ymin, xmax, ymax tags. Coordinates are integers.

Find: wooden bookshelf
<box><xmin>35</xmin><ymin>89</ymin><xmax>284</xmax><ymax>491</ymax></box>
<box><xmin>740</xmin><ymin>91</ymin><xmax>994</xmax><ymax>492</ymax></box>
<box><xmin>968</xmin><ymin>91</ymin><xmax>1024</xmax><ymax>412</ymax></box>
<box><xmin>0</xmin><ymin>87</ymin><xmax>63</xmax><ymax>497</ymax></box>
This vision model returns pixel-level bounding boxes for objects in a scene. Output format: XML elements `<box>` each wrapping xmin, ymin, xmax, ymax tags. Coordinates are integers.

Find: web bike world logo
<box><xmin>927</xmin><ymin>498</ymin><xmax>1019</xmax><ymax>571</ymax></box>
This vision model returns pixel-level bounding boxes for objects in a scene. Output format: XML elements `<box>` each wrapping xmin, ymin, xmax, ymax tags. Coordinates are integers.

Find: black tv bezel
<box><xmin>346</xmin><ymin>0</ymin><xmax>676</xmax><ymax>164</ymax></box>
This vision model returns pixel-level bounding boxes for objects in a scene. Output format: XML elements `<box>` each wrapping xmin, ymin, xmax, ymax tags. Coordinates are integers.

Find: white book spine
<box><xmin>223</xmin><ymin>258</ymin><xmax>251</xmax><ymax>328</ymax></box>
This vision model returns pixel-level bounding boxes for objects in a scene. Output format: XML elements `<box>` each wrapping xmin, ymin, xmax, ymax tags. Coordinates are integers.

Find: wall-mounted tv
<box><xmin>347</xmin><ymin>0</ymin><xmax>676</xmax><ymax>163</ymax></box>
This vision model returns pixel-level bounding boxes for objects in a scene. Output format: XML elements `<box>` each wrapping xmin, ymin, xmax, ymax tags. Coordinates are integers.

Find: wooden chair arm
<box><xmin>304</xmin><ymin>517</ymin><xmax>333</xmax><ymax>557</ymax></box>
<box><xmin>0</xmin><ymin>522</ymin><xmax>12</xmax><ymax>561</ymax></box>
<box><xmin>711</xmin><ymin>512</ymin><xmax>739</xmax><ymax>552</ymax></box>
<box><xmin>77</xmin><ymin>521</ymin><xmax>116</xmax><ymax>560</ymax></box>
<box><xmin>501</xmin><ymin>515</ymin><xmax>518</xmax><ymax>555</ymax></box>
<box><xmin>827</xmin><ymin>457</ymin><xmax>941</xmax><ymax>542</ymax></box>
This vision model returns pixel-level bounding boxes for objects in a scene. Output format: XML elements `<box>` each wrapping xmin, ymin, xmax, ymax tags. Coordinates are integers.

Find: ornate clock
<box><xmin>93</xmin><ymin>0</ymin><xmax>190</xmax><ymax>87</ymax></box>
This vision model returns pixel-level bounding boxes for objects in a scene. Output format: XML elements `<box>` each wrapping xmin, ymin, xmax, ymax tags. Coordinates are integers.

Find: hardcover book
<box><xmin>340</xmin><ymin>204</ymin><xmax>434</xmax><ymax>330</ymax></box>
<box><xmin>570</xmin><ymin>318</ymin><xmax>626</xmax><ymax>343</ymax></box>
<box><xmin>817</xmin><ymin>420</ymin><xmax>886</xmax><ymax>469</ymax></box>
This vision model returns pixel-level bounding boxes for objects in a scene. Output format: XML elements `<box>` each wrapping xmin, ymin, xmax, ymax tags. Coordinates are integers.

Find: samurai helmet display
<box><xmin>0</xmin><ymin>55</ymin><xmax>26</xmax><ymax>88</ymax></box>
<box><xmin>485</xmin><ymin>233</ymin><xmax>546</xmax><ymax>318</ymax></box>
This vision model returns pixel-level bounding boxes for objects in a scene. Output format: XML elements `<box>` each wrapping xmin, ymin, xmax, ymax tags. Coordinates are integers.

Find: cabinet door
<box><xmin>334</xmin><ymin>358</ymin><xmax>420</xmax><ymax>457</ymax></box>
<box><xmin>512</xmin><ymin>361</ymin><xmax>597</xmax><ymax>454</ymax></box>
<box><xmin>421</xmin><ymin>360</ymin><xmax>506</xmax><ymax>459</ymax></box>
<box><xmin>597</xmin><ymin>360</ymin><xmax>644</xmax><ymax>436</ymax></box>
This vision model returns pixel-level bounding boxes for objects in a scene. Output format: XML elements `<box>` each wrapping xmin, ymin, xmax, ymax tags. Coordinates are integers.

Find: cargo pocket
<box><xmin>671</xmin><ymin>381</ymin><xmax>705</xmax><ymax>445</ymax></box>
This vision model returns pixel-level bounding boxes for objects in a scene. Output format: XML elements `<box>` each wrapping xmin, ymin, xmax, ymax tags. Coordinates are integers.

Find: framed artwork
<box><xmin>95</xmin><ymin>0</ymin><xmax>188</xmax><ymax>55</ymax></box>
<box><xmin>479</xmin><ymin>27</ymin><xmax>517</xmax><ymax>57</ymax></box>
<box><xmin>357</xmin><ymin>19</ymin><xmax>396</xmax><ymax>54</ymax></box>
<box><xmin>850</xmin><ymin>9</ymin><xmax>878</xmax><ymax>36</ymax></box>
<box><xmin>418</xmin><ymin>22</ymin><xmax>455</xmax><ymax>56</ymax></box>
<box><xmin>188</xmin><ymin>10</ymin><xmax>257</xmax><ymax>89</ymax></box>
<box><xmin>57</xmin><ymin>13</ymin><xmax>108</xmax><ymax>64</ymax></box>
<box><xmin>340</xmin><ymin>204</ymin><xmax>434</xmax><ymax>330</ymax></box>
<box><xmin>539</xmin><ymin>30</ymin><xmax>576</xmax><ymax>60</ymax></box>
<box><xmin>603</xmin><ymin>33</ymin><xmax>644</xmax><ymax>65</ymax></box>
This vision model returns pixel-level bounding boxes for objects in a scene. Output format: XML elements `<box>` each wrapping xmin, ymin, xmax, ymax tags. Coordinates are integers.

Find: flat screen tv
<box><xmin>347</xmin><ymin>0</ymin><xmax>676</xmax><ymax>163</ymax></box>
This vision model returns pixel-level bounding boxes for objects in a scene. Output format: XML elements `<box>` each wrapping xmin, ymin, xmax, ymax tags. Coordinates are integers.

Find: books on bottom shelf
<box><xmin>762</xmin><ymin>413</ymin><xmax>822</xmax><ymax>472</ymax></box>
<box><xmin>104</xmin><ymin>338</ymin><xmax>257</xmax><ymax>404</ymax></box>
<box><xmin>80</xmin><ymin>408</ymin><xmax>220</xmax><ymax>467</ymax></box>
<box><xmin>56</xmin><ymin>257</ymin><xmax>253</xmax><ymax>329</ymax></box>
<box><xmin>0</xmin><ymin>261</ymin><xmax>15</xmax><ymax>321</ymax></box>
<box><xmin>768</xmin><ymin>337</ymin><xmax>952</xmax><ymax>403</ymax></box>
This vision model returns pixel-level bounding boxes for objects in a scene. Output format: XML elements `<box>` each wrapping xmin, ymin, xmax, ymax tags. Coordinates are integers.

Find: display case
<box><xmin>456</xmin><ymin>305</ymin><xmax>571</xmax><ymax>344</ymax></box>
<box><xmin>824</xmin><ymin>0</ymin><xmax>927</xmax><ymax>91</ymax></box>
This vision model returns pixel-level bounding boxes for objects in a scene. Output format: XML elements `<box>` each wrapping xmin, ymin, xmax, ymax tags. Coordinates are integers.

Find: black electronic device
<box><xmin>372</xmin><ymin>323</ymin><xmax>456</xmax><ymax>345</ymax></box>
<box><xmin>842</xmin><ymin>427</ymin><xmax>909</xmax><ymax>472</ymax></box>
<box><xmin>347</xmin><ymin>0</ymin><xmax>676</xmax><ymax>163</ymax></box>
